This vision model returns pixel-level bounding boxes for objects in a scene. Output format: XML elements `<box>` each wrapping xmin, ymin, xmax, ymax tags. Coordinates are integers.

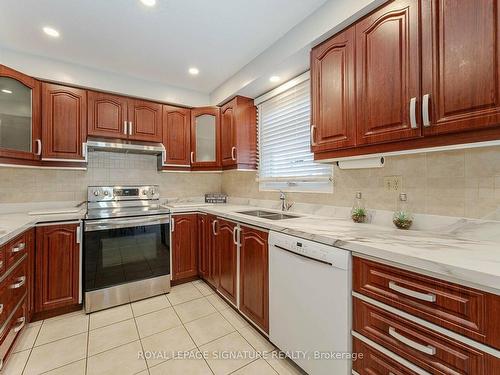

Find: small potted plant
<box><xmin>393</xmin><ymin>193</ymin><xmax>413</xmax><ymax>230</ymax></box>
<box><xmin>351</xmin><ymin>207</ymin><xmax>367</xmax><ymax>223</ymax></box>
<box><xmin>351</xmin><ymin>192</ymin><xmax>367</xmax><ymax>223</ymax></box>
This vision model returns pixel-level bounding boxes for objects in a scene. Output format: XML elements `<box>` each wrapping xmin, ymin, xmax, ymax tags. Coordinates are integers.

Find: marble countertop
<box><xmin>167</xmin><ymin>203</ymin><xmax>500</xmax><ymax>295</ymax></box>
<box><xmin>0</xmin><ymin>205</ymin><xmax>86</xmax><ymax>246</ymax></box>
<box><xmin>1</xmin><ymin>200</ymin><xmax>498</xmax><ymax>295</ymax></box>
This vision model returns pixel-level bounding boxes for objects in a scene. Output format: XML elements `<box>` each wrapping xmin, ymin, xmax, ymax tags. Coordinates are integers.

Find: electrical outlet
<box><xmin>383</xmin><ymin>176</ymin><xmax>403</xmax><ymax>192</ymax></box>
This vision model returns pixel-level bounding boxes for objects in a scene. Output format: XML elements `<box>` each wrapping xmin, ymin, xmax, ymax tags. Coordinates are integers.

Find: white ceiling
<box><xmin>0</xmin><ymin>0</ymin><xmax>327</xmax><ymax>94</ymax></box>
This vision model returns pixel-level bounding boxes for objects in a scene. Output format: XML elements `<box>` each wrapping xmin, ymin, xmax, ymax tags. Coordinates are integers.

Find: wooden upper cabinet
<box><xmin>35</xmin><ymin>224</ymin><xmax>80</xmax><ymax>312</ymax></box>
<box><xmin>162</xmin><ymin>105</ymin><xmax>191</xmax><ymax>167</ymax></box>
<box><xmin>171</xmin><ymin>214</ymin><xmax>198</xmax><ymax>281</ymax></box>
<box><xmin>355</xmin><ymin>0</ymin><xmax>421</xmax><ymax>145</ymax></box>
<box><xmin>220</xmin><ymin>96</ymin><xmax>257</xmax><ymax>170</ymax></box>
<box><xmin>0</xmin><ymin>65</ymin><xmax>41</xmax><ymax>161</ymax></box>
<box><xmin>220</xmin><ymin>103</ymin><xmax>235</xmax><ymax>167</ymax></box>
<box><xmin>88</xmin><ymin>91</ymin><xmax>128</xmax><ymax>138</ymax></box>
<box><xmin>128</xmin><ymin>99</ymin><xmax>162</xmax><ymax>142</ymax></box>
<box><xmin>239</xmin><ymin>225</ymin><xmax>269</xmax><ymax>333</ymax></box>
<box><xmin>41</xmin><ymin>83</ymin><xmax>87</xmax><ymax>161</ymax></box>
<box><xmin>311</xmin><ymin>26</ymin><xmax>356</xmax><ymax>152</ymax></box>
<box><xmin>216</xmin><ymin>219</ymin><xmax>238</xmax><ymax>306</ymax></box>
<box><xmin>421</xmin><ymin>0</ymin><xmax>500</xmax><ymax>135</ymax></box>
<box><xmin>191</xmin><ymin>107</ymin><xmax>221</xmax><ymax>169</ymax></box>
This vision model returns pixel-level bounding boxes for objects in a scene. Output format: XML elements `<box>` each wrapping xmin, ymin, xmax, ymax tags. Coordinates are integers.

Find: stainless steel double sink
<box><xmin>236</xmin><ymin>210</ymin><xmax>299</xmax><ymax>220</ymax></box>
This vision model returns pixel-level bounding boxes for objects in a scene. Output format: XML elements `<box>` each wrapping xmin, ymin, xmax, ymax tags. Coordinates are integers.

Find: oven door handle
<box><xmin>84</xmin><ymin>215</ymin><xmax>171</xmax><ymax>231</ymax></box>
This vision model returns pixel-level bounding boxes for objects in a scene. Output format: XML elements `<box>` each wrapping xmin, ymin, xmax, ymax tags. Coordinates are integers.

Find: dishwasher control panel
<box><xmin>268</xmin><ymin>231</ymin><xmax>350</xmax><ymax>270</ymax></box>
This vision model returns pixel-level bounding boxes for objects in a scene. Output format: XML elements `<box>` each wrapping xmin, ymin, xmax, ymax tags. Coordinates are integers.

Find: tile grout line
<box><xmin>21</xmin><ymin>318</ymin><xmax>45</xmax><ymax>374</ymax></box>
<box><xmin>166</xmin><ymin>285</ymin><xmax>216</xmax><ymax>375</ymax></box>
<box><xmin>131</xmin><ymin>304</ymin><xmax>150</xmax><ymax>374</ymax></box>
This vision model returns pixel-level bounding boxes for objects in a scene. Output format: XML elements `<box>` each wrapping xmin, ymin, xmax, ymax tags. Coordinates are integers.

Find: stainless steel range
<box><xmin>83</xmin><ymin>185</ymin><xmax>171</xmax><ymax>313</ymax></box>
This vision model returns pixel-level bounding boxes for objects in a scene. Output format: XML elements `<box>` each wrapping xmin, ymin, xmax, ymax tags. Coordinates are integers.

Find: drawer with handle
<box><xmin>0</xmin><ymin>258</ymin><xmax>27</xmax><ymax>331</ymax></box>
<box><xmin>353</xmin><ymin>337</ymin><xmax>420</xmax><ymax>375</ymax></box>
<box><xmin>353</xmin><ymin>298</ymin><xmax>496</xmax><ymax>375</ymax></box>
<box><xmin>353</xmin><ymin>257</ymin><xmax>499</xmax><ymax>349</ymax></box>
<box><xmin>0</xmin><ymin>298</ymin><xmax>27</xmax><ymax>372</ymax></box>
<box><xmin>4</xmin><ymin>232</ymin><xmax>28</xmax><ymax>268</ymax></box>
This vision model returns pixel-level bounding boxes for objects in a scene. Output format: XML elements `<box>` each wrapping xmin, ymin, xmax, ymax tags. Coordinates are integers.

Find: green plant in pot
<box><xmin>393</xmin><ymin>210</ymin><xmax>413</xmax><ymax>229</ymax></box>
<box><xmin>393</xmin><ymin>193</ymin><xmax>413</xmax><ymax>230</ymax></box>
<box><xmin>351</xmin><ymin>192</ymin><xmax>367</xmax><ymax>223</ymax></box>
<box><xmin>351</xmin><ymin>207</ymin><xmax>367</xmax><ymax>223</ymax></box>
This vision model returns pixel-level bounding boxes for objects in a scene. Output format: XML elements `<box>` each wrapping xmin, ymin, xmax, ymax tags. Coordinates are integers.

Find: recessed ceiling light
<box><xmin>43</xmin><ymin>26</ymin><xmax>60</xmax><ymax>38</ymax></box>
<box><xmin>140</xmin><ymin>0</ymin><xmax>156</xmax><ymax>7</ymax></box>
<box><xmin>189</xmin><ymin>67</ymin><xmax>199</xmax><ymax>75</ymax></box>
<box><xmin>1</xmin><ymin>89</ymin><xmax>12</xmax><ymax>94</ymax></box>
<box><xmin>269</xmin><ymin>76</ymin><xmax>281</xmax><ymax>83</ymax></box>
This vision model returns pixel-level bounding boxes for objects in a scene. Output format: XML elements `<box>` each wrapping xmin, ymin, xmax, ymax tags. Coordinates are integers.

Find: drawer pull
<box><xmin>0</xmin><ymin>304</ymin><xmax>3</xmax><ymax>315</ymax></box>
<box><xmin>389</xmin><ymin>327</ymin><xmax>436</xmax><ymax>355</ymax></box>
<box><xmin>0</xmin><ymin>260</ymin><xmax>3</xmax><ymax>269</ymax></box>
<box><xmin>11</xmin><ymin>242</ymin><xmax>26</xmax><ymax>253</ymax></box>
<box><xmin>389</xmin><ymin>281</ymin><xmax>436</xmax><ymax>302</ymax></box>
<box><xmin>13</xmin><ymin>316</ymin><xmax>25</xmax><ymax>333</ymax></box>
<box><xmin>10</xmin><ymin>276</ymin><xmax>26</xmax><ymax>289</ymax></box>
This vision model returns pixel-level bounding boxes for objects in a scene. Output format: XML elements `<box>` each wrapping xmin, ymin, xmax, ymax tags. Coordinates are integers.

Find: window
<box><xmin>257</xmin><ymin>73</ymin><xmax>333</xmax><ymax>193</ymax></box>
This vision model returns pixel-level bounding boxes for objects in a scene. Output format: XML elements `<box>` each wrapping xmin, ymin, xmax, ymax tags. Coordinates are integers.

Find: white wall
<box><xmin>0</xmin><ymin>47</ymin><xmax>210</xmax><ymax>107</ymax></box>
<box><xmin>209</xmin><ymin>0</ymin><xmax>386</xmax><ymax>105</ymax></box>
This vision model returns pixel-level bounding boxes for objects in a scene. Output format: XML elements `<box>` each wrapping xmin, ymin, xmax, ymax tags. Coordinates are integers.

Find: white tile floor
<box><xmin>2</xmin><ymin>280</ymin><xmax>305</xmax><ymax>375</ymax></box>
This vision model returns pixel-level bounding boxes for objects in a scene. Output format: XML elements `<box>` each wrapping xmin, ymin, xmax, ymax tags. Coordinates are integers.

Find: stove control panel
<box><xmin>87</xmin><ymin>185</ymin><xmax>159</xmax><ymax>202</ymax></box>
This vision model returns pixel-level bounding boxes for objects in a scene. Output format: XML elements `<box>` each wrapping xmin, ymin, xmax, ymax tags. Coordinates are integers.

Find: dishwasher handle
<box><xmin>272</xmin><ymin>244</ymin><xmax>333</xmax><ymax>266</ymax></box>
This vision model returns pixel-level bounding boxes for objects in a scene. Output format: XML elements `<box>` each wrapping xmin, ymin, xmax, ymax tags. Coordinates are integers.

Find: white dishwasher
<box><xmin>269</xmin><ymin>231</ymin><xmax>352</xmax><ymax>375</ymax></box>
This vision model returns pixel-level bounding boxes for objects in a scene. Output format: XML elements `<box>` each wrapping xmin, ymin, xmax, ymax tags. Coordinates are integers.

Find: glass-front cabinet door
<box><xmin>191</xmin><ymin>107</ymin><xmax>220</xmax><ymax>168</ymax></box>
<box><xmin>0</xmin><ymin>65</ymin><xmax>41</xmax><ymax>160</ymax></box>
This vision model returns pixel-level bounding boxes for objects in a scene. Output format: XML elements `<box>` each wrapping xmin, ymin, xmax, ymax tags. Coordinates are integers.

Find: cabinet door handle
<box><xmin>11</xmin><ymin>243</ymin><xmax>26</xmax><ymax>253</ymax></box>
<box><xmin>422</xmin><ymin>94</ymin><xmax>431</xmax><ymax>127</ymax></box>
<box><xmin>13</xmin><ymin>316</ymin><xmax>26</xmax><ymax>333</ymax></box>
<box><xmin>35</xmin><ymin>139</ymin><xmax>42</xmax><ymax>156</ymax></box>
<box><xmin>388</xmin><ymin>281</ymin><xmax>436</xmax><ymax>302</ymax></box>
<box><xmin>0</xmin><ymin>304</ymin><xmax>3</xmax><ymax>315</ymax></box>
<box><xmin>409</xmin><ymin>97</ymin><xmax>418</xmax><ymax>129</ymax></box>
<box><xmin>310</xmin><ymin>125</ymin><xmax>317</xmax><ymax>146</ymax></box>
<box><xmin>0</xmin><ymin>260</ymin><xmax>3</xmax><ymax>269</ymax></box>
<box><xmin>388</xmin><ymin>327</ymin><xmax>436</xmax><ymax>355</ymax></box>
<box><xmin>123</xmin><ymin>121</ymin><xmax>128</xmax><ymax>135</ymax></box>
<box><xmin>231</xmin><ymin>146</ymin><xmax>236</xmax><ymax>161</ymax></box>
<box><xmin>190</xmin><ymin>151</ymin><xmax>194</xmax><ymax>164</ymax></box>
<box><xmin>129</xmin><ymin>121</ymin><xmax>133</xmax><ymax>135</ymax></box>
<box><xmin>10</xmin><ymin>276</ymin><xmax>26</xmax><ymax>289</ymax></box>
<box><xmin>212</xmin><ymin>220</ymin><xmax>218</xmax><ymax>235</ymax></box>
<box><xmin>232</xmin><ymin>226</ymin><xmax>238</xmax><ymax>245</ymax></box>
<box><xmin>171</xmin><ymin>217</ymin><xmax>175</xmax><ymax>232</ymax></box>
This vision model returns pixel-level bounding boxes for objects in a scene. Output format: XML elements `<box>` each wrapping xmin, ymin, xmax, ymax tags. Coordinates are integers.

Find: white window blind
<box><xmin>257</xmin><ymin>77</ymin><xmax>333</xmax><ymax>193</ymax></box>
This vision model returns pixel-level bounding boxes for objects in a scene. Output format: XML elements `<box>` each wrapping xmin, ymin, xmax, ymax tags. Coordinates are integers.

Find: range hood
<box><xmin>85</xmin><ymin>137</ymin><xmax>166</xmax><ymax>156</ymax></box>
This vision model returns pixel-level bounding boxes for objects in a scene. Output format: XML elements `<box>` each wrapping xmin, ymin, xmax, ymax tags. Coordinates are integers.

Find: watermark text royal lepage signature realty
<box><xmin>138</xmin><ymin>350</ymin><xmax>363</xmax><ymax>361</ymax></box>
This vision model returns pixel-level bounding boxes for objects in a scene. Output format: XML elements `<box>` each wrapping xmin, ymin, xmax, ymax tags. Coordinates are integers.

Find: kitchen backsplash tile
<box><xmin>1</xmin><ymin>148</ymin><xmax>500</xmax><ymax>219</ymax></box>
<box><xmin>0</xmin><ymin>151</ymin><xmax>221</xmax><ymax>203</ymax></box>
<box><xmin>221</xmin><ymin>146</ymin><xmax>500</xmax><ymax>220</ymax></box>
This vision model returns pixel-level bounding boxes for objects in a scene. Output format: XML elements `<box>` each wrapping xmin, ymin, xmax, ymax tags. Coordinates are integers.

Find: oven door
<box><xmin>84</xmin><ymin>214</ymin><xmax>170</xmax><ymax>296</ymax></box>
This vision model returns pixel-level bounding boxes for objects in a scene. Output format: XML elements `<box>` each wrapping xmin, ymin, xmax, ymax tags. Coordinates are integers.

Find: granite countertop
<box><xmin>0</xmin><ymin>201</ymin><xmax>499</xmax><ymax>295</ymax></box>
<box><xmin>167</xmin><ymin>203</ymin><xmax>500</xmax><ymax>295</ymax></box>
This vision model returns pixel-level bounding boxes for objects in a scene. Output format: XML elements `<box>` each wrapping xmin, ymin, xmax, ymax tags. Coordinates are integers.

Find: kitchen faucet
<box><xmin>279</xmin><ymin>191</ymin><xmax>294</xmax><ymax>211</ymax></box>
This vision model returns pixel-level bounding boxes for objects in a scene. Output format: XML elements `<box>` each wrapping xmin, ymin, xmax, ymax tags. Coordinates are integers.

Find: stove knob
<box><xmin>142</xmin><ymin>190</ymin><xmax>148</xmax><ymax>196</ymax></box>
<box><xmin>103</xmin><ymin>191</ymin><xmax>109</xmax><ymax>196</ymax></box>
<box><xmin>149</xmin><ymin>188</ymin><xmax>155</xmax><ymax>195</ymax></box>
<box><xmin>93</xmin><ymin>190</ymin><xmax>100</xmax><ymax>196</ymax></box>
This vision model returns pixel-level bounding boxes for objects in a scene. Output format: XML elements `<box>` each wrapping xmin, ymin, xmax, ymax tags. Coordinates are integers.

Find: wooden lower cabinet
<box><xmin>216</xmin><ymin>219</ymin><xmax>238</xmax><ymax>305</ymax></box>
<box><xmin>171</xmin><ymin>214</ymin><xmax>198</xmax><ymax>281</ymax></box>
<box><xmin>35</xmin><ymin>224</ymin><xmax>80</xmax><ymax>312</ymax></box>
<box><xmin>197</xmin><ymin>214</ymin><xmax>209</xmax><ymax>278</ymax></box>
<box><xmin>239</xmin><ymin>225</ymin><xmax>269</xmax><ymax>333</ymax></box>
<box><xmin>353</xmin><ymin>337</ymin><xmax>419</xmax><ymax>374</ymax></box>
<box><xmin>205</xmin><ymin>215</ymin><xmax>219</xmax><ymax>288</ymax></box>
